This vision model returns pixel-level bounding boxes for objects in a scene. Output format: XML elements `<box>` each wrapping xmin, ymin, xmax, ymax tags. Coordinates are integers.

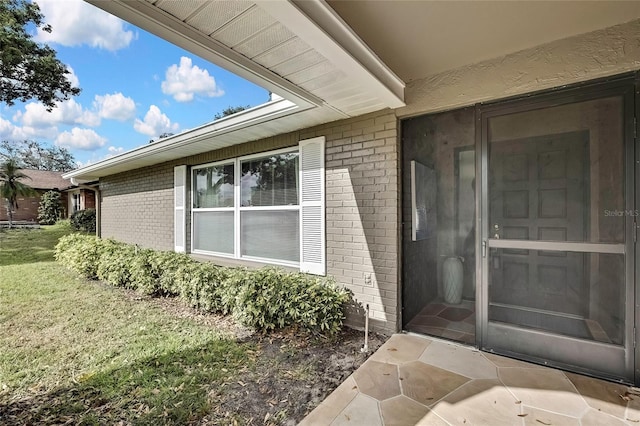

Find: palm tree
<box><xmin>0</xmin><ymin>160</ymin><xmax>35</xmax><ymax>228</ymax></box>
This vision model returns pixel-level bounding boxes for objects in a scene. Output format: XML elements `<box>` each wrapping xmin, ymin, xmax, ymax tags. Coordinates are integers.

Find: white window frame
<box><xmin>191</xmin><ymin>147</ymin><xmax>301</xmax><ymax>268</ymax></box>
<box><xmin>191</xmin><ymin>160</ymin><xmax>236</xmax><ymax>258</ymax></box>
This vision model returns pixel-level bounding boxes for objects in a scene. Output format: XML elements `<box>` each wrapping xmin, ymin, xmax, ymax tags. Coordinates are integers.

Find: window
<box><xmin>181</xmin><ymin>137</ymin><xmax>325</xmax><ymax>273</ymax></box>
<box><xmin>192</xmin><ymin>162</ymin><xmax>235</xmax><ymax>255</ymax></box>
<box><xmin>72</xmin><ymin>193</ymin><xmax>80</xmax><ymax>213</ymax></box>
<box><xmin>240</xmin><ymin>152</ymin><xmax>298</xmax><ymax>206</ymax></box>
<box><xmin>240</xmin><ymin>152</ymin><xmax>300</xmax><ymax>263</ymax></box>
<box><xmin>194</xmin><ymin>163</ymin><xmax>234</xmax><ymax>208</ymax></box>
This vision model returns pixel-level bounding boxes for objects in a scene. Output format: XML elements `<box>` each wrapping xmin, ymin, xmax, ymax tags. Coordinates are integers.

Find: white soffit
<box><xmin>255</xmin><ymin>0</ymin><xmax>404</xmax><ymax>109</ymax></box>
<box><xmin>87</xmin><ymin>0</ymin><xmax>405</xmax><ymax>116</ymax></box>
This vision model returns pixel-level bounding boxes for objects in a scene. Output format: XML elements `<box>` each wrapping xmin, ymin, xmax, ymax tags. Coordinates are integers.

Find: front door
<box><xmin>490</xmin><ymin>131</ymin><xmax>588</xmax><ymax>317</ymax></box>
<box><xmin>480</xmin><ymin>79</ymin><xmax>636</xmax><ymax>382</ymax></box>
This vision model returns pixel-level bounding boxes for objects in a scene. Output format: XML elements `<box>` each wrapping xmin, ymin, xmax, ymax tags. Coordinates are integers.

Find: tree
<box><xmin>214</xmin><ymin>105</ymin><xmax>250</xmax><ymax>120</ymax></box>
<box><xmin>37</xmin><ymin>190</ymin><xmax>63</xmax><ymax>224</ymax></box>
<box><xmin>0</xmin><ymin>140</ymin><xmax>76</xmax><ymax>172</ymax></box>
<box><xmin>149</xmin><ymin>132</ymin><xmax>174</xmax><ymax>143</ymax></box>
<box><xmin>244</xmin><ymin>153</ymin><xmax>298</xmax><ymax>206</ymax></box>
<box><xmin>0</xmin><ymin>159</ymin><xmax>35</xmax><ymax>227</ymax></box>
<box><xmin>0</xmin><ymin>0</ymin><xmax>80</xmax><ymax>110</ymax></box>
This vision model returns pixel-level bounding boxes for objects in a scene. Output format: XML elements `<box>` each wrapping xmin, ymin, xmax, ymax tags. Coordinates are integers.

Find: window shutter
<box><xmin>174</xmin><ymin>165</ymin><xmax>187</xmax><ymax>253</ymax></box>
<box><xmin>299</xmin><ymin>136</ymin><xmax>325</xmax><ymax>275</ymax></box>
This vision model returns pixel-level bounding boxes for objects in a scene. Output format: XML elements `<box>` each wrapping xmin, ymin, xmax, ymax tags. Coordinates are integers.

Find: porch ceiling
<box><xmin>327</xmin><ymin>0</ymin><xmax>640</xmax><ymax>82</ymax></box>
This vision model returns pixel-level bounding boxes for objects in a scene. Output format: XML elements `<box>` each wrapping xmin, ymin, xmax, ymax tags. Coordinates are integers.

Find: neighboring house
<box><xmin>0</xmin><ymin>169</ymin><xmax>72</xmax><ymax>222</ymax></box>
<box><xmin>65</xmin><ymin>1</ymin><xmax>640</xmax><ymax>384</ymax></box>
<box><xmin>65</xmin><ymin>187</ymin><xmax>96</xmax><ymax>216</ymax></box>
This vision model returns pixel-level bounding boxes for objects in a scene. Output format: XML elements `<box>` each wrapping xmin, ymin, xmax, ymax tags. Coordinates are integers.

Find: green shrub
<box><xmin>234</xmin><ymin>268</ymin><xmax>349</xmax><ymax>334</ymax></box>
<box><xmin>289</xmin><ymin>277</ymin><xmax>350</xmax><ymax>334</ymax></box>
<box><xmin>55</xmin><ymin>219</ymin><xmax>71</xmax><ymax>229</ymax></box>
<box><xmin>148</xmin><ymin>250</ymin><xmax>191</xmax><ymax>295</ymax></box>
<box><xmin>96</xmin><ymin>240</ymin><xmax>136</xmax><ymax>288</ymax></box>
<box><xmin>37</xmin><ymin>190</ymin><xmax>64</xmax><ymax>225</ymax></box>
<box><xmin>218</xmin><ymin>268</ymin><xmax>247</xmax><ymax>315</ymax></box>
<box><xmin>127</xmin><ymin>247</ymin><xmax>154</xmax><ymax>294</ymax></box>
<box><xmin>54</xmin><ymin>238</ymin><xmax>350</xmax><ymax>335</ymax></box>
<box><xmin>70</xmin><ymin>209</ymin><xmax>96</xmax><ymax>233</ymax></box>
<box><xmin>54</xmin><ymin>234</ymin><xmax>104</xmax><ymax>279</ymax></box>
<box><xmin>128</xmin><ymin>247</ymin><xmax>176</xmax><ymax>296</ymax></box>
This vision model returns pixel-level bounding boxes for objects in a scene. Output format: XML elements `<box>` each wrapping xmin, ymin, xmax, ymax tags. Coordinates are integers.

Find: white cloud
<box><xmin>133</xmin><ymin>105</ymin><xmax>179</xmax><ymax>137</ymax></box>
<box><xmin>21</xmin><ymin>125</ymin><xmax>59</xmax><ymax>139</ymax></box>
<box><xmin>107</xmin><ymin>146</ymin><xmax>125</xmax><ymax>155</ymax></box>
<box><xmin>56</xmin><ymin>128</ymin><xmax>107</xmax><ymax>151</ymax></box>
<box><xmin>15</xmin><ymin>93</ymin><xmax>135</xmax><ymax>130</ymax></box>
<box><xmin>66</xmin><ymin>66</ymin><xmax>80</xmax><ymax>88</ymax></box>
<box><xmin>0</xmin><ymin>114</ymin><xmax>56</xmax><ymax>140</ymax></box>
<box><xmin>75</xmin><ymin>146</ymin><xmax>127</xmax><ymax>168</ymax></box>
<box><xmin>161</xmin><ymin>57</ymin><xmax>224</xmax><ymax>102</ymax></box>
<box><xmin>94</xmin><ymin>93</ymin><xmax>136</xmax><ymax>121</ymax></box>
<box><xmin>35</xmin><ymin>0</ymin><xmax>135</xmax><ymax>51</ymax></box>
<box><xmin>0</xmin><ymin>116</ymin><xmax>28</xmax><ymax>140</ymax></box>
<box><xmin>19</xmin><ymin>99</ymin><xmax>99</xmax><ymax>128</ymax></box>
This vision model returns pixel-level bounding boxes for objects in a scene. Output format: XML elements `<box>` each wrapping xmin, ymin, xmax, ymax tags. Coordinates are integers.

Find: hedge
<box><xmin>54</xmin><ymin>235</ymin><xmax>350</xmax><ymax>335</ymax></box>
<box><xmin>70</xmin><ymin>209</ymin><xmax>96</xmax><ymax>233</ymax></box>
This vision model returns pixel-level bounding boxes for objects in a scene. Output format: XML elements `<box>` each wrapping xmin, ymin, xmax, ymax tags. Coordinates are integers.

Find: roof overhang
<box><xmin>66</xmin><ymin>0</ymin><xmax>405</xmax><ymax>181</ymax></box>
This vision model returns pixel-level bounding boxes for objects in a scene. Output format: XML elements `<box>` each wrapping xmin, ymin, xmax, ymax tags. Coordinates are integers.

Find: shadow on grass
<box><xmin>0</xmin><ymin>226</ymin><xmax>72</xmax><ymax>267</ymax></box>
<box><xmin>0</xmin><ymin>338</ymin><xmax>248</xmax><ymax>425</ymax></box>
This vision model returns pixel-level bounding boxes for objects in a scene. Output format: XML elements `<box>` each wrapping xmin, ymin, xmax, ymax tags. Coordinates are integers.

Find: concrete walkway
<box><xmin>301</xmin><ymin>333</ymin><xmax>640</xmax><ymax>425</ymax></box>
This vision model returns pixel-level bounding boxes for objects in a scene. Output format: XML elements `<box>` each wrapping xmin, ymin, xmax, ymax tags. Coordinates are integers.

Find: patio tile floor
<box><xmin>301</xmin><ymin>334</ymin><xmax>640</xmax><ymax>425</ymax></box>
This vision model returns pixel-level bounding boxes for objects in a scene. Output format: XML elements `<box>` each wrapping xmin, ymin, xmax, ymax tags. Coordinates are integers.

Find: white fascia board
<box><xmin>63</xmin><ymin>98</ymin><xmax>301</xmax><ymax>181</ymax></box>
<box><xmin>256</xmin><ymin>0</ymin><xmax>405</xmax><ymax>109</ymax></box>
<box><xmin>86</xmin><ymin>0</ymin><xmax>323</xmax><ymax>109</ymax></box>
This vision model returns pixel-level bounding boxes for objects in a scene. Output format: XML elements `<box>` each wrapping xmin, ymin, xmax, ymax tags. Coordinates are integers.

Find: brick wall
<box><xmin>100</xmin><ymin>164</ymin><xmax>175</xmax><ymax>249</ymax></box>
<box><xmin>0</xmin><ymin>190</ymin><xmax>69</xmax><ymax>222</ymax></box>
<box><xmin>0</xmin><ymin>192</ymin><xmax>41</xmax><ymax>222</ymax></box>
<box><xmin>82</xmin><ymin>189</ymin><xmax>95</xmax><ymax>209</ymax></box>
<box><xmin>100</xmin><ymin>109</ymin><xmax>400</xmax><ymax>333</ymax></box>
<box><xmin>300</xmin><ymin>110</ymin><xmax>400</xmax><ymax>333</ymax></box>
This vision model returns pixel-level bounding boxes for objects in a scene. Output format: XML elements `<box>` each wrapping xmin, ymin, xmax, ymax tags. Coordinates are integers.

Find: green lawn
<box><xmin>0</xmin><ymin>224</ymin><xmax>251</xmax><ymax>424</ymax></box>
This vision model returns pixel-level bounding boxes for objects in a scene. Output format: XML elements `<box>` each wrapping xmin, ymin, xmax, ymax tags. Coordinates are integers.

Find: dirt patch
<box><xmin>206</xmin><ymin>328</ymin><xmax>385</xmax><ymax>425</ymax></box>
<box><xmin>131</xmin><ymin>289</ymin><xmax>387</xmax><ymax>425</ymax></box>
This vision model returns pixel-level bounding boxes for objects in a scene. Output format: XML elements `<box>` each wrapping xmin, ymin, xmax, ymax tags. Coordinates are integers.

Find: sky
<box><xmin>0</xmin><ymin>0</ymin><xmax>270</xmax><ymax>167</ymax></box>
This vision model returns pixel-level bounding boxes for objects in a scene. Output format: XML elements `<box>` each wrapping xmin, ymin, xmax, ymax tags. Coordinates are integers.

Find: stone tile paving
<box><xmin>301</xmin><ymin>334</ymin><xmax>640</xmax><ymax>425</ymax></box>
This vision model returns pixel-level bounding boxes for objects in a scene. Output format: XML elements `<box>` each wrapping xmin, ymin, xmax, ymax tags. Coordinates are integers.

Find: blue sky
<box><xmin>0</xmin><ymin>0</ymin><xmax>270</xmax><ymax>167</ymax></box>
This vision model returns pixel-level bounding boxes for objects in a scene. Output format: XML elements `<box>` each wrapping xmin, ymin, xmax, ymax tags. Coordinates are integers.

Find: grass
<box><xmin>0</xmin><ymin>223</ymin><xmax>251</xmax><ymax>424</ymax></box>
